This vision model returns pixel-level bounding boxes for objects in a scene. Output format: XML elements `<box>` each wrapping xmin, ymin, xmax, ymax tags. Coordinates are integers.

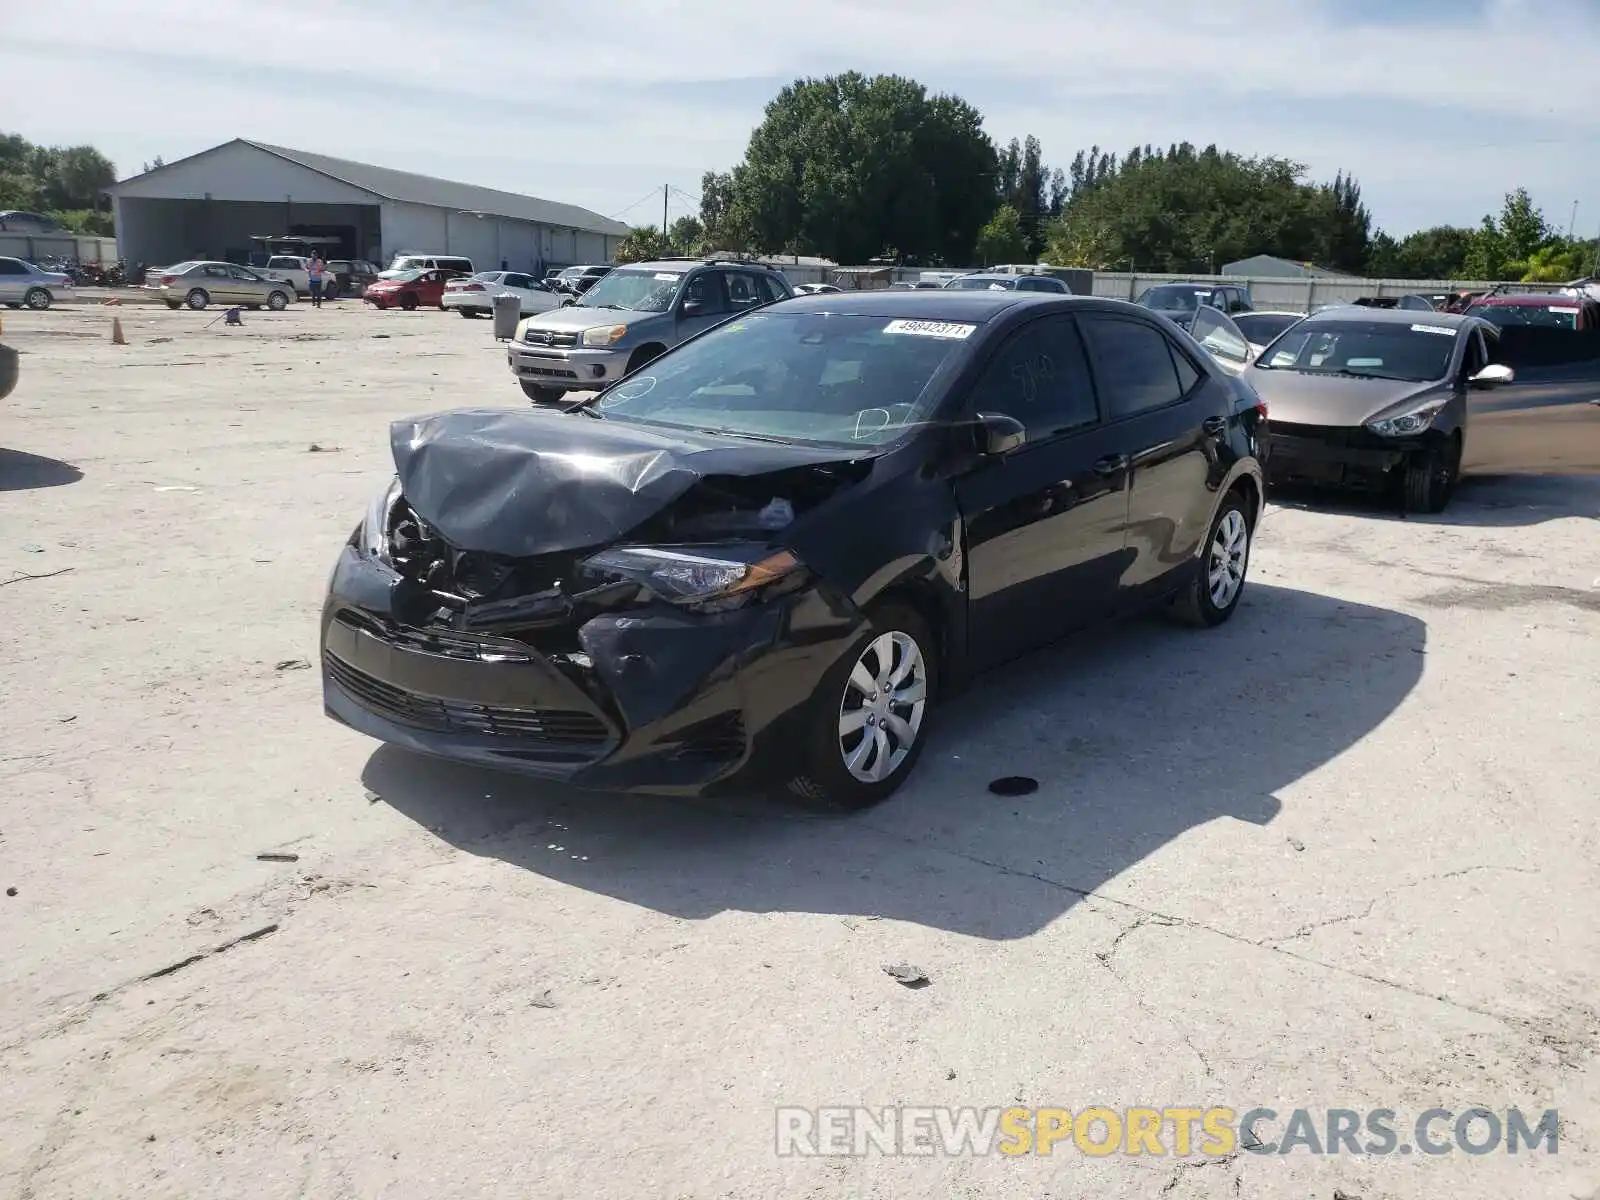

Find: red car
<box><xmin>1463</xmin><ymin>291</ymin><xmax>1600</xmax><ymax>331</ymax></box>
<box><xmin>363</xmin><ymin>268</ymin><xmax>463</xmax><ymax>310</ymax></box>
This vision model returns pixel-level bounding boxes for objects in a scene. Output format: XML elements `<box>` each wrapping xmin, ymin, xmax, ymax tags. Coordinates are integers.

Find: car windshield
<box><xmin>945</xmin><ymin>276</ymin><xmax>1013</xmax><ymax>290</ymax></box>
<box><xmin>590</xmin><ymin>312</ymin><xmax>974</xmax><ymax>446</ymax></box>
<box><xmin>1255</xmin><ymin>319</ymin><xmax>1457</xmax><ymax>382</ymax></box>
<box><xmin>1137</xmin><ymin>285</ymin><xmax>1211</xmax><ymax>312</ymax></box>
<box><xmin>467</xmin><ymin>271</ymin><xmax>499</xmax><ymax>281</ymax></box>
<box><xmin>389</xmin><ymin>257</ymin><xmax>425</xmax><ymax>273</ymax></box>
<box><xmin>1465</xmin><ymin>302</ymin><xmax>1579</xmax><ymax>330</ymax></box>
<box><xmin>1233</xmin><ymin>313</ymin><xmax>1302</xmax><ymax>344</ymax></box>
<box><xmin>383</xmin><ymin>269</ymin><xmax>423</xmax><ymax>283</ymax></box>
<box><xmin>163</xmin><ymin>261</ymin><xmax>199</xmax><ymax>274</ymax></box>
<box><xmin>576</xmin><ymin>268</ymin><xmax>684</xmax><ymax>312</ymax></box>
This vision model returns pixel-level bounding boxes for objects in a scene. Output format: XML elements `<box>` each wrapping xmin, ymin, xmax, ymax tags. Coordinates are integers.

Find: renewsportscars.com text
<box><xmin>775</xmin><ymin>1106</ymin><xmax>1559</xmax><ymax>1158</ymax></box>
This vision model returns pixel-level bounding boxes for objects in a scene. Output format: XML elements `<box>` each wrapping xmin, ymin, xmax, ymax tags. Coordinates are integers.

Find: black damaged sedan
<box><xmin>322</xmin><ymin>291</ymin><xmax>1265</xmax><ymax>808</ymax></box>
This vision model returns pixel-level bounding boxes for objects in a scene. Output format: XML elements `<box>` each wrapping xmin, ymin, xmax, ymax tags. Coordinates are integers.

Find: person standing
<box><xmin>307</xmin><ymin>254</ymin><xmax>325</xmax><ymax>308</ymax></box>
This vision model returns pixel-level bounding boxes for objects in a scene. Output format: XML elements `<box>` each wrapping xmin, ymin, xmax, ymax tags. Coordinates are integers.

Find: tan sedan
<box><xmin>145</xmin><ymin>261</ymin><xmax>297</xmax><ymax>311</ymax></box>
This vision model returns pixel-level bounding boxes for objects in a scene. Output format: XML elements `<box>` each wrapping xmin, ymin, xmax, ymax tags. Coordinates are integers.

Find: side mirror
<box><xmin>681</xmin><ymin>298</ymin><xmax>705</xmax><ymax>317</ymax></box>
<box><xmin>1470</xmin><ymin>363</ymin><xmax>1514</xmax><ymax>389</ymax></box>
<box><xmin>973</xmin><ymin>412</ymin><xmax>1027</xmax><ymax>457</ymax></box>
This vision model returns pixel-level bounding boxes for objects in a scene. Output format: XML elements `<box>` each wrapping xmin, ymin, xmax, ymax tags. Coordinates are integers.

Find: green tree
<box><xmin>1382</xmin><ymin>225</ymin><xmax>1475</xmax><ymax>279</ymax></box>
<box><xmin>668</xmin><ymin>215</ymin><xmax>705</xmax><ymax>255</ymax></box>
<box><xmin>1497</xmin><ymin>187</ymin><xmax>1548</xmax><ymax>264</ymax></box>
<box><xmin>724</xmin><ymin>73</ymin><xmax>997</xmax><ymax>263</ymax></box>
<box><xmin>975</xmin><ymin>205</ymin><xmax>1029</xmax><ymax>264</ymax></box>
<box><xmin>0</xmin><ymin>131</ymin><xmax>118</xmax><ymax>226</ymax></box>
<box><xmin>698</xmin><ymin>171</ymin><xmax>743</xmax><ymax>250</ymax></box>
<box><xmin>1045</xmin><ymin>141</ymin><xmax>1350</xmax><ymax>273</ymax></box>
<box><xmin>614</xmin><ymin>225</ymin><xmax>672</xmax><ymax>264</ymax></box>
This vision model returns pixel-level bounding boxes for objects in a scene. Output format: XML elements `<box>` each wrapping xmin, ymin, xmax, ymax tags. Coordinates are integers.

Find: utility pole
<box><xmin>662</xmin><ymin>185</ymin><xmax>669</xmax><ymax>239</ymax></box>
<box><xmin>1567</xmin><ymin>200</ymin><xmax>1579</xmax><ymax>240</ymax></box>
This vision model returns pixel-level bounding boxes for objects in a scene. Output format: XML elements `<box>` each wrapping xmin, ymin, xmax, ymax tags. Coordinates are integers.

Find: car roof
<box><xmin>623</xmin><ymin>259</ymin><xmax>781</xmax><ymax>274</ymax></box>
<box><xmin>1469</xmin><ymin>293</ymin><xmax>1582</xmax><ymax>307</ymax></box>
<box><xmin>1300</xmin><ymin>305</ymin><xmax>1477</xmax><ymax>328</ymax></box>
<box><xmin>771</xmin><ymin>289</ymin><xmax>1096</xmax><ymax>320</ymax></box>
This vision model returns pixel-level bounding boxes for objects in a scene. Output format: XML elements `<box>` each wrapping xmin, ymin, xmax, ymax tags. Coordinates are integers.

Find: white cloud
<box><xmin>4</xmin><ymin>0</ymin><xmax>1597</xmax><ymax>234</ymax></box>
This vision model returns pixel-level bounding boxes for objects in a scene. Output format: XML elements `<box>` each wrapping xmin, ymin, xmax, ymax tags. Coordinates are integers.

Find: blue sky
<box><xmin>4</xmin><ymin>0</ymin><xmax>1597</xmax><ymax>239</ymax></box>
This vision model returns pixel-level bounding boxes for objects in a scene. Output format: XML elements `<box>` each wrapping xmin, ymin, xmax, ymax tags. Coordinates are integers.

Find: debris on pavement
<box><xmin>987</xmin><ymin>775</ymin><xmax>1039</xmax><ymax>796</ymax></box>
<box><xmin>256</xmin><ymin>852</ymin><xmax>300</xmax><ymax>863</ymax></box>
<box><xmin>6</xmin><ymin>887</ymin><xmax>16</xmax><ymax>897</ymax></box>
<box><xmin>274</xmin><ymin>659</ymin><xmax>312</xmax><ymax>671</ymax></box>
<box><xmin>307</xmin><ymin>443</ymin><xmax>341</xmax><ymax>453</ymax></box>
<box><xmin>1288</xmin><ymin>836</ymin><xmax>1307</xmax><ymax>852</ymax></box>
<box><xmin>1</xmin><ymin>567</ymin><xmax>75</xmax><ymax>587</ymax></box>
<box><xmin>883</xmin><ymin>963</ymin><xmax>930</xmax><ymax>989</ymax></box>
<box><xmin>530</xmin><ymin>989</ymin><xmax>558</xmax><ymax>1009</ymax></box>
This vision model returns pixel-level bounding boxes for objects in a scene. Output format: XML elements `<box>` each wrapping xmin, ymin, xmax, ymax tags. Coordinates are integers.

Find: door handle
<box><xmin>1092</xmin><ymin>453</ymin><xmax>1128</xmax><ymax>476</ymax></box>
<box><xmin>1201</xmin><ymin>415</ymin><xmax>1228</xmax><ymax>435</ymax></box>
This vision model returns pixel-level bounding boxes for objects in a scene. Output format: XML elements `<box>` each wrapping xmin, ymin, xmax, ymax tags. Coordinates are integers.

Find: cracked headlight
<box><xmin>359</xmin><ymin>477</ymin><xmax>402</xmax><ymax>563</ymax></box>
<box><xmin>1366</xmin><ymin>396</ymin><xmax>1449</xmax><ymax>438</ymax></box>
<box><xmin>580</xmin><ymin>546</ymin><xmax>803</xmax><ymax>611</ymax></box>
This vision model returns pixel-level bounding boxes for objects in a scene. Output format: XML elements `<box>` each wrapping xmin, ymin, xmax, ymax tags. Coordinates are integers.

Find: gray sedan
<box><xmin>145</xmin><ymin>261</ymin><xmax>297</xmax><ymax>311</ymax></box>
<box><xmin>0</xmin><ymin>257</ymin><xmax>77</xmax><ymax>310</ymax></box>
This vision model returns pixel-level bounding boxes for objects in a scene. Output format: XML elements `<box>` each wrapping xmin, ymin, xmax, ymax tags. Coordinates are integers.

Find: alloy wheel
<box><xmin>1207</xmin><ymin>508</ymin><xmax>1249</xmax><ymax>609</ymax></box>
<box><xmin>837</xmin><ymin>631</ymin><xmax>928</xmax><ymax>784</ymax></box>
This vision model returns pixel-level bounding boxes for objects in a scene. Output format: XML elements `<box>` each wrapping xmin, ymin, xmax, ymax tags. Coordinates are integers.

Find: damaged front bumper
<box><xmin>320</xmin><ymin>545</ymin><xmax>865</xmax><ymax>794</ymax></box>
<box><xmin>1266</xmin><ymin>422</ymin><xmax>1440</xmax><ymax>491</ymax></box>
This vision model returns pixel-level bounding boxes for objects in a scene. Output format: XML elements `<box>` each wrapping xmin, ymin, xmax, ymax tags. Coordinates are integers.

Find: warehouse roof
<box><xmin>113</xmin><ymin>139</ymin><xmax>629</xmax><ymax>238</ymax></box>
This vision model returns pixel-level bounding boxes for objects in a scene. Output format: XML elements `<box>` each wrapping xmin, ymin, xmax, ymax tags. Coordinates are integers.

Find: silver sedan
<box><xmin>0</xmin><ymin>257</ymin><xmax>76</xmax><ymax>310</ymax></box>
<box><xmin>144</xmin><ymin>261</ymin><xmax>297</xmax><ymax>311</ymax></box>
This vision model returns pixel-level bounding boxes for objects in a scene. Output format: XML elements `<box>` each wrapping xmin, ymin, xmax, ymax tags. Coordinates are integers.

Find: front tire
<box><xmin>519</xmin><ymin>379</ymin><xmax>565</xmax><ymax>405</ymax></box>
<box><xmin>400</xmin><ymin>293</ymin><xmax>418</xmax><ymax>311</ymax></box>
<box><xmin>24</xmin><ymin>288</ymin><xmax>51</xmax><ymax>310</ymax></box>
<box><xmin>1170</xmin><ymin>491</ymin><xmax>1252</xmax><ymax>628</ymax></box>
<box><xmin>1403</xmin><ymin>440</ymin><xmax>1458</xmax><ymax>514</ymax></box>
<box><xmin>266</xmin><ymin>290</ymin><xmax>289</xmax><ymax>311</ymax></box>
<box><xmin>185</xmin><ymin>289</ymin><xmax>209</xmax><ymax>310</ymax></box>
<box><xmin>786</xmin><ymin>602</ymin><xmax>937</xmax><ymax>810</ymax></box>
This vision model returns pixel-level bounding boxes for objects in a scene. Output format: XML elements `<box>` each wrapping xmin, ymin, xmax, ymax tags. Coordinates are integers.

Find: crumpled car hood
<box><xmin>1244</xmin><ymin>369</ymin><xmax>1444</xmax><ymax>427</ymax></box>
<box><xmin>391</xmin><ymin>407</ymin><xmax>869</xmax><ymax>557</ymax></box>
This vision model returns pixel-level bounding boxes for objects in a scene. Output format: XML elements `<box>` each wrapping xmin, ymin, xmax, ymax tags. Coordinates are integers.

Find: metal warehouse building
<box><xmin>106</xmin><ymin>139</ymin><xmax>628</xmax><ymax>274</ymax></box>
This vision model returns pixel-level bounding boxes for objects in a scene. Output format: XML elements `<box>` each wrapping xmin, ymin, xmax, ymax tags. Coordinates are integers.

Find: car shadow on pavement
<box><xmin>0</xmin><ymin>448</ymin><xmax>82</xmax><ymax>492</ymax></box>
<box><xmin>363</xmin><ymin>582</ymin><xmax>1425</xmax><ymax>941</ymax></box>
<box><xmin>1270</xmin><ymin>473</ymin><xmax>1599</xmax><ymax>527</ymax></box>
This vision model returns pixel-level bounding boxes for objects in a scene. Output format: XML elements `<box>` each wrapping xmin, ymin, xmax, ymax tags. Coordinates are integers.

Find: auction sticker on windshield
<box><xmin>883</xmin><ymin>319</ymin><xmax>977</xmax><ymax>340</ymax></box>
<box><xmin>1411</xmin><ymin>324</ymin><xmax>1457</xmax><ymax>336</ymax></box>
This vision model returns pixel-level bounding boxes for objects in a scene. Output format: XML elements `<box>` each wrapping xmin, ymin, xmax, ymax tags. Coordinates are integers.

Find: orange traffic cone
<box><xmin>111</xmin><ymin>316</ymin><xmax>126</xmax><ymax>345</ymax></box>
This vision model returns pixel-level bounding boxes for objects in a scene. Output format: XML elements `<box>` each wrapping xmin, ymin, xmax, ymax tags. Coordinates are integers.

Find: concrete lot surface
<box><xmin>2</xmin><ymin>299</ymin><xmax>1598</xmax><ymax>1199</ymax></box>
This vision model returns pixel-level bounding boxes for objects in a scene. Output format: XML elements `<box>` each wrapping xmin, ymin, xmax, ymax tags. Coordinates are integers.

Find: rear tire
<box><xmin>519</xmin><ymin>379</ymin><xmax>565</xmax><ymax>405</ymax></box>
<box><xmin>1170</xmin><ymin>490</ymin><xmax>1252</xmax><ymax>628</ymax></box>
<box><xmin>24</xmin><ymin>288</ymin><xmax>51</xmax><ymax>310</ymax></box>
<box><xmin>785</xmin><ymin>602</ymin><xmax>937</xmax><ymax>811</ymax></box>
<box><xmin>164</xmin><ymin>300</ymin><xmax>181</xmax><ymax>310</ymax></box>
<box><xmin>185</xmin><ymin>289</ymin><xmax>209</xmax><ymax>310</ymax></box>
<box><xmin>1402</xmin><ymin>440</ymin><xmax>1458</xmax><ymax>514</ymax></box>
<box><xmin>458</xmin><ymin>308</ymin><xmax>479</xmax><ymax>319</ymax></box>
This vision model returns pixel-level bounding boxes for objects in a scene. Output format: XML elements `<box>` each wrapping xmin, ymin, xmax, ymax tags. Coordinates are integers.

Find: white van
<box><xmin>382</xmin><ymin>253</ymin><xmax>474</xmax><ymax>279</ymax></box>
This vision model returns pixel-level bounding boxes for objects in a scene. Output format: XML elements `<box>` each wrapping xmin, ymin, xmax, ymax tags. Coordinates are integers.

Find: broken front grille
<box><xmin>324</xmin><ymin>652</ymin><xmax>610</xmax><ymax>747</ymax></box>
<box><xmin>333</xmin><ymin>610</ymin><xmax>535</xmax><ymax>662</ymax></box>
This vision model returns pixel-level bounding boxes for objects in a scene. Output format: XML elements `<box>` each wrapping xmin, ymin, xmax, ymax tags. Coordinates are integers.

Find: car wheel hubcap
<box><xmin>1207</xmin><ymin>509</ymin><xmax>1249</xmax><ymax>609</ymax></box>
<box><xmin>28</xmin><ymin>291</ymin><xmax>46</xmax><ymax>308</ymax></box>
<box><xmin>838</xmin><ymin>631</ymin><xmax>927</xmax><ymax>784</ymax></box>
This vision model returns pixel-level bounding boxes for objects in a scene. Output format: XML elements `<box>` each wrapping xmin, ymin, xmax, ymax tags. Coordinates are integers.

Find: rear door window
<box><xmin>1081</xmin><ymin>316</ymin><xmax>1189</xmax><ymax>418</ymax></box>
